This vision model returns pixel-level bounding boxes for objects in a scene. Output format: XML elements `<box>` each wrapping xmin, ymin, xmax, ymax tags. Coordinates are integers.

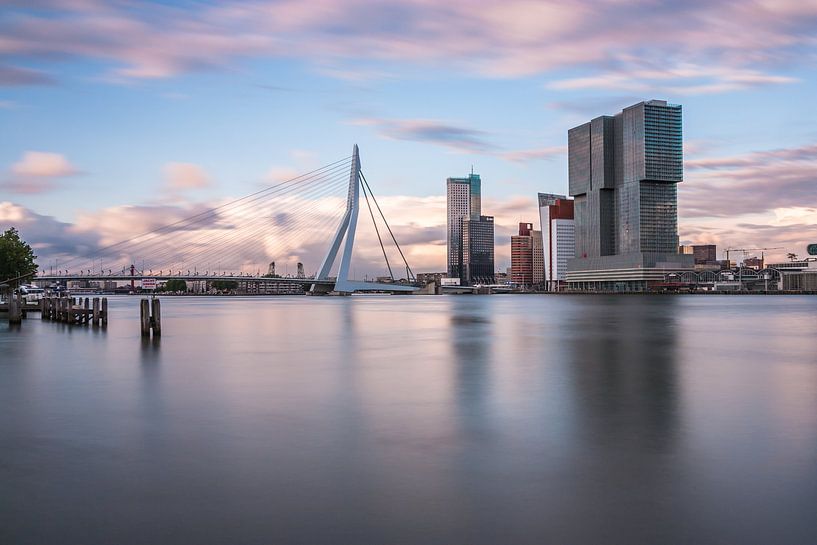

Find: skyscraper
<box><xmin>462</xmin><ymin>215</ymin><xmax>495</xmax><ymax>284</ymax></box>
<box><xmin>446</xmin><ymin>172</ymin><xmax>481</xmax><ymax>280</ymax></box>
<box><xmin>566</xmin><ymin>100</ymin><xmax>693</xmax><ymax>291</ymax></box>
<box><xmin>447</xmin><ymin>172</ymin><xmax>493</xmax><ymax>284</ymax></box>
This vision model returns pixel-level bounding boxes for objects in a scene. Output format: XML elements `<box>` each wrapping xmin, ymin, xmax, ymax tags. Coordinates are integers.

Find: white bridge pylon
<box><xmin>312</xmin><ymin>144</ymin><xmax>417</xmax><ymax>294</ymax></box>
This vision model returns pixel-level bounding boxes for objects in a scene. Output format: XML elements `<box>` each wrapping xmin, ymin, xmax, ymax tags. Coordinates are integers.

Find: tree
<box><xmin>211</xmin><ymin>280</ymin><xmax>238</xmax><ymax>291</ymax></box>
<box><xmin>0</xmin><ymin>227</ymin><xmax>37</xmax><ymax>286</ymax></box>
<box><xmin>787</xmin><ymin>252</ymin><xmax>798</xmax><ymax>262</ymax></box>
<box><xmin>164</xmin><ymin>278</ymin><xmax>188</xmax><ymax>292</ymax></box>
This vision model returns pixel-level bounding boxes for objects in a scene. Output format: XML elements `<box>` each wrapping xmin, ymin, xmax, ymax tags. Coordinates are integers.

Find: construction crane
<box><xmin>723</xmin><ymin>247</ymin><xmax>784</xmax><ymax>265</ymax></box>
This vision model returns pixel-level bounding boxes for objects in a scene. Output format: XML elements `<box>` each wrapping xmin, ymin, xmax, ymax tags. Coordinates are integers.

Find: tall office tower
<box><xmin>462</xmin><ymin>215</ymin><xmax>495</xmax><ymax>284</ymax></box>
<box><xmin>446</xmin><ymin>172</ymin><xmax>481</xmax><ymax>280</ymax></box>
<box><xmin>511</xmin><ymin>223</ymin><xmax>535</xmax><ymax>286</ymax></box>
<box><xmin>566</xmin><ymin>100</ymin><xmax>693</xmax><ymax>291</ymax></box>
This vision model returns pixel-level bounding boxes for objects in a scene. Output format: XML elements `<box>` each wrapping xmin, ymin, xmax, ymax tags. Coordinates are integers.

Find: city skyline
<box><xmin>1</xmin><ymin>1</ymin><xmax>816</xmax><ymax>275</ymax></box>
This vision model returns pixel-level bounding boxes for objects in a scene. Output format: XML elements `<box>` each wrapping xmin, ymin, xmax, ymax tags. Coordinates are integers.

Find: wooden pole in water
<box><xmin>9</xmin><ymin>292</ymin><xmax>21</xmax><ymax>324</ymax></box>
<box><xmin>151</xmin><ymin>297</ymin><xmax>161</xmax><ymax>337</ymax></box>
<box><xmin>140</xmin><ymin>299</ymin><xmax>150</xmax><ymax>337</ymax></box>
<box><xmin>92</xmin><ymin>298</ymin><xmax>100</xmax><ymax>326</ymax></box>
<box><xmin>101</xmin><ymin>297</ymin><xmax>108</xmax><ymax>327</ymax></box>
<box><xmin>83</xmin><ymin>297</ymin><xmax>90</xmax><ymax>325</ymax></box>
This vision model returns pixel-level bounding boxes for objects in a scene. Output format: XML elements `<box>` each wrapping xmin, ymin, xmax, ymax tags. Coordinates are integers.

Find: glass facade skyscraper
<box><xmin>447</xmin><ymin>172</ymin><xmax>493</xmax><ymax>284</ymax></box>
<box><xmin>566</xmin><ymin>100</ymin><xmax>693</xmax><ymax>291</ymax></box>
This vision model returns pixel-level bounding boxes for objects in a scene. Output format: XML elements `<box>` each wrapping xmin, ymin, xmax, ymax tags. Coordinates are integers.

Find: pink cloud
<box><xmin>12</xmin><ymin>151</ymin><xmax>77</xmax><ymax>177</ymax></box>
<box><xmin>1</xmin><ymin>188</ymin><xmax>543</xmax><ymax>278</ymax></box>
<box><xmin>163</xmin><ymin>162</ymin><xmax>211</xmax><ymax>190</ymax></box>
<box><xmin>0</xmin><ymin>1</ymin><xmax>813</xmax><ymax>93</ymax></box>
<box><xmin>2</xmin><ymin>151</ymin><xmax>79</xmax><ymax>194</ymax></box>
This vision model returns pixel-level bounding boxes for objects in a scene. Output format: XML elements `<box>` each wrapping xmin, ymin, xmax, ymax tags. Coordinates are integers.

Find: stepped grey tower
<box><xmin>566</xmin><ymin>100</ymin><xmax>693</xmax><ymax>291</ymax></box>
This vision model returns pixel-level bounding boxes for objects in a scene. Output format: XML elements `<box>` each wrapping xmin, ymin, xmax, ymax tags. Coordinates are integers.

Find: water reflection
<box><xmin>565</xmin><ymin>297</ymin><xmax>680</xmax><ymax>451</ymax></box>
<box><xmin>449</xmin><ymin>298</ymin><xmax>493</xmax><ymax>434</ymax></box>
<box><xmin>1</xmin><ymin>295</ymin><xmax>816</xmax><ymax>544</ymax></box>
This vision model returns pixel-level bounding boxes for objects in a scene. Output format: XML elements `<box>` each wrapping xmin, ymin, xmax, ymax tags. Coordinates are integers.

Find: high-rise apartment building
<box><xmin>447</xmin><ymin>172</ymin><xmax>493</xmax><ymax>284</ymax></box>
<box><xmin>566</xmin><ymin>100</ymin><xmax>693</xmax><ymax>290</ymax></box>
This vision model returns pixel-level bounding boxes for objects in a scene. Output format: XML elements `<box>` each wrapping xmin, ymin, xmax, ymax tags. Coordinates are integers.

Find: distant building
<box><xmin>447</xmin><ymin>171</ymin><xmax>494</xmax><ymax>284</ymax></box>
<box><xmin>693</xmin><ymin>244</ymin><xmax>717</xmax><ymax>265</ymax></box>
<box><xmin>511</xmin><ymin>222</ymin><xmax>535</xmax><ymax>286</ymax></box>
<box><xmin>679</xmin><ymin>245</ymin><xmax>694</xmax><ymax>255</ymax></box>
<box><xmin>531</xmin><ymin>227</ymin><xmax>544</xmax><ymax>285</ymax></box>
<box><xmin>538</xmin><ymin>193</ymin><xmax>571</xmax><ymax>290</ymax></box>
<box><xmin>566</xmin><ymin>99</ymin><xmax>693</xmax><ymax>290</ymax></box>
<box><xmin>416</xmin><ymin>272</ymin><xmax>447</xmax><ymax>285</ymax></box>
<box><xmin>548</xmin><ymin>198</ymin><xmax>574</xmax><ymax>291</ymax></box>
<box><xmin>766</xmin><ymin>259</ymin><xmax>817</xmax><ymax>291</ymax></box>
<box><xmin>462</xmin><ymin>215</ymin><xmax>495</xmax><ymax>284</ymax></box>
<box><xmin>742</xmin><ymin>256</ymin><xmax>764</xmax><ymax>269</ymax></box>
<box><xmin>446</xmin><ymin>172</ymin><xmax>481</xmax><ymax>281</ymax></box>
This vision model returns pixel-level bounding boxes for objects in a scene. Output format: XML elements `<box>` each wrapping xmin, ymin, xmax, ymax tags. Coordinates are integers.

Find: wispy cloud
<box><xmin>681</xmin><ymin>143</ymin><xmax>817</xmax><ymax>218</ymax></box>
<box><xmin>353</xmin><ymin>118</ymin><xmax>495</xmax><ymax>153</ymax></box>
<box><xmin>0</xmin><ymin>1</ymin><xmax>813</xmax><ymax>93</ymax></box>
<box><xmin>355</xmin><ymin>117</ymin><xmax>564</xmax><ymax>162</ymax></box>
<box><xmin>0</xmin><ymin>64</ymin><xmax>55</xmax><ymax>86</ymax></box>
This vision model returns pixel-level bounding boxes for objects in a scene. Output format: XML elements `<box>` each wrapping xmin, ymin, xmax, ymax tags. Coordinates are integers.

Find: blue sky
<box><xmin>1</xmin><ymin>0</ymin><xmax>816</xmax><ymax>274</ymax></box>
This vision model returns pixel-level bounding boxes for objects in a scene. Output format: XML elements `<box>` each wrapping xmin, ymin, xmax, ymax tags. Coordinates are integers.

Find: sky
<box><xmin>1</xmin><ymin>0</ymin><xmax>816</xmax><ymax>277</ymax></box>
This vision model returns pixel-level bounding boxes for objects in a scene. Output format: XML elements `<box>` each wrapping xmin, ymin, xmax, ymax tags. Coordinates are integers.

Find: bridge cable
<box><xmin>131</xmin><ymin>172</ymin><xmax>350</xmax><ymax>271</ymax></box>
<box><xmin>360</xmin><ymin>180</ymin><xmax>394</xmax><ymax>280</ymax></box>
<box><xmin>57</xmin><ymin>156</ymin><xmax>352</xmax><ymax>271</ymax></box>
<box><xmin>360</xmin><ymin>171</ymin><xmax>415</xmax><ymax>281</ymax></box>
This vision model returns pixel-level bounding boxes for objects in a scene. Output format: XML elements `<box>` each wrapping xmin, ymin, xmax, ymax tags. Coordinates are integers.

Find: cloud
<box><xmin>546</xmin><ymin>67</ymin><xmax>798</xmax><ymax>96</ymax></box>
<box><xmin>0</xmin><ymin>0</ymin><xmax>812</xmax><ymax>93</ymax></box>
<box><xmin>12</xmin><ymin>151</ymin><xmax>77</xmax><ymax>177</ymax></box>
<box><xmin>356</xmin><ymin>117</ymin><xmax>564</xmax><ymax>162</ymax></box>
<box><xmin>0</xmin><ymin>64</ymin><xmax>55</xmax><ymax>86</ymax></box>
<box><xmin>2</xmin><ymin>151</ymin><xmax>79</xmax><ymax>193</ymax></box>
<box><xmin>353</xmin><ymin>118</ymin><xmax>495</xmax><ymax>153</ymax></box>
<box><xmin>0</xmin><ymin>202</ymin><xmax>99</xmax><ymax>262</ymax></box>
<box><xmin>500</xmin><ymin>146</ymin><xmax>564</xmax><ymax>163</ymax></box>
<box><xmin>0</xmin><ymin>188</ymin><xmax>544</xmax><ymax>278</ymax></box>
<box><xmin>681</xmin><ymin>143</ymin><xmax>817</xmax><ymax>218</ymax></box>
<box><xmin>679</xmin><ymin>142</ymin><xmax>817</xmax><ymax>262</ymax></box>
<box><xmin>163</xmin><ymin>162</ymin><xmax>211</xmax><ymax>190</ymax></box>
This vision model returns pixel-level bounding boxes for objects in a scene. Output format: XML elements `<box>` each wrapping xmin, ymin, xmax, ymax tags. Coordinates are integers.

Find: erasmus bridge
<box><xmin>35</xmin><ymin>145</ymin><xmax>419</xmax><ymax>294</ymax></box>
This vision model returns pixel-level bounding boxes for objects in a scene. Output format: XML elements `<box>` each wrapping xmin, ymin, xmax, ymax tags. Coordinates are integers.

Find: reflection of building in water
<box><xmin>564</xmin><ymin>297</ymin><xmax>680</xmax><ymax>450</ymax></box>
<box><xmin>448</xmin><ymin>301</ymin><xmax>493</xmax><ymax>427</ymax></box>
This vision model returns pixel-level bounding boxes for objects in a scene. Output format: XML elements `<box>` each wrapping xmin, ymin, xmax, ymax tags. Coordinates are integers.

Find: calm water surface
<box><xmin>2</xmin><ymin>295</ymin><xmax>817</xmax><ymax>544</ymax></box>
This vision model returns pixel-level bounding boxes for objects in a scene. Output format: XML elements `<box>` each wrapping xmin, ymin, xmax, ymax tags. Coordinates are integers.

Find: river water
<box><xmin>2</xmin><ymin>295</ymin><xmax>816</xmax><ymax>544</ymax></box>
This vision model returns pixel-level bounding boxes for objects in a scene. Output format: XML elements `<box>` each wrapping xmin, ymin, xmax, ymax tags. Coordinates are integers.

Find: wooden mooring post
<box><xmin>140</xmin><ymin>297</ymin><xmax>161</xmax><ymax>337</ymax></box>
<box><xmin>8</xmin><ymin>291</ymin><xmax>23</xmax><ymax>324</ymax></box>
<box><xmin>39</xmin><ymin>295</ymin><xmax>107</xmax><ymax>327</ymax></box>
